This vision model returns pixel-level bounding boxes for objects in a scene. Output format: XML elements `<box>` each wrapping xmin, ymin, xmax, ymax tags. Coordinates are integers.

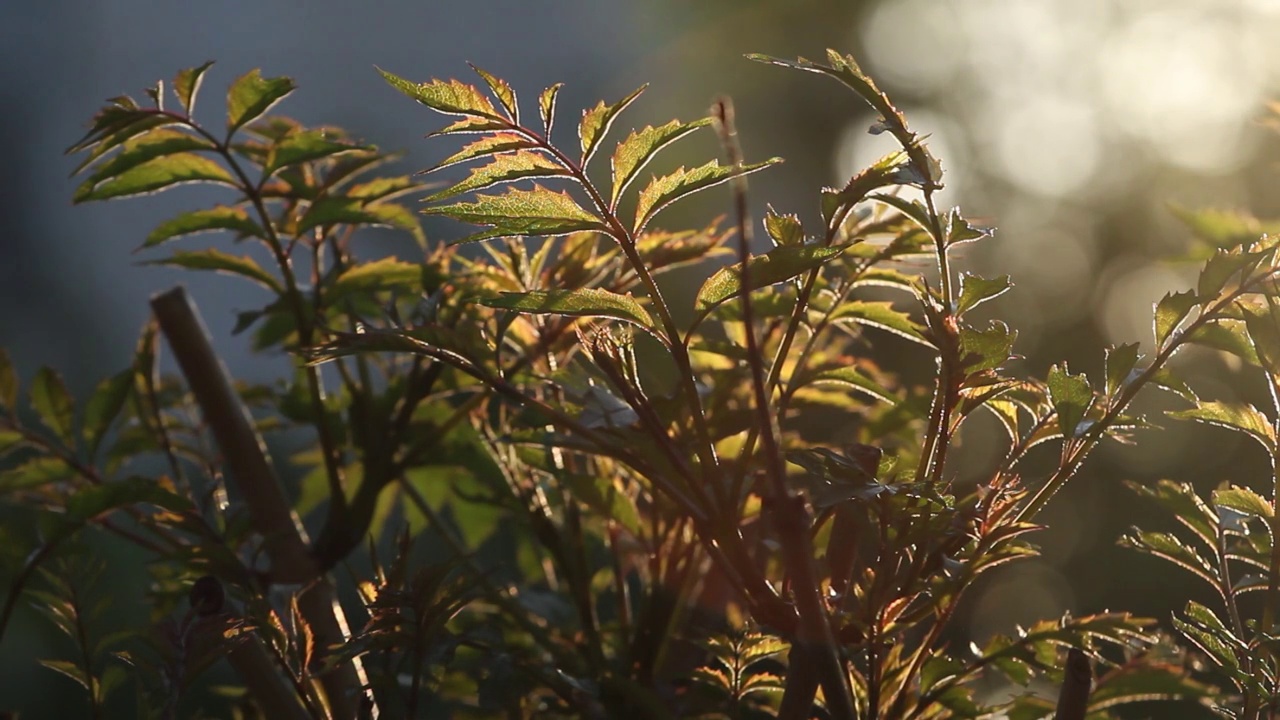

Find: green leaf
<box><xmin>764</xmin><ymin>207</ymin><xmax>804</xmax><ymax>247</ymax></box>
<box><xmin>1120</xmin><ymin>530</ymin><xmax>1221</xmax><ymax>591</ymax></box>
<box><xmin>1150</xmin><ymin>367</ymin><xmax>1198</xmax><ymax>404</ymax></box>
<box><xmin>74</xmin><ymin>152</ymin><xmax>234</xmax><ymax>202</ymax></box>
<box><xmin>695</xmin><ymin>245</ymin><xmax>845</xmax><ymax>313</ymax></box>
<box><xmin>31</xmin><ymin>367</ymin><xmax>75</xmax><ymax>443</ymax></box>
<box><xmin>0</xmin><ymin>457</ymin><xmax>75</xmax><ymax>490</ymax></box>
<box><xmin>1213</xmin><ymin>484</ymin><xmax>1273</xmax><ymax>519</ymax></box>
<box><xmin>265</xmin><ymin>129</ymin><xmax>368</xmax><ymax>175</ymax></box>
<box><xmin>830</xmin><ymin>300</ymin><xmax>930</xmax><ymax>346</ymax></box>
<box><xmin>1187</xmin><ymin>320</ymin><xmax>1258</xmax><ymax>364</ymax></box>
<box><xmin>609</xmin><ymin>118</ymin><xmax>710</xmax><ymax>207</ymax></box>
<box><xmin>955</xmin><ymin>274</ymin><xmax>1011</xmax><ymax>315</ymax></box>
<box><xmin>468</xmin><ymin>64</ymin><xmax>518</xmax><ymax>122</ymax></box>
<box><xmin>480</xmin><ymin>288</ymin><xmax>654</xmax><ymax>331</ymax></box>
<box><xmin>1197</xmin><ymin>247</ymin><xmax>1265</xmax><ymax>299</ymax></box>
<box><xmin>425</xmin><ymin>186</ymin><xmax>607</xmax><ymax>244</ymax></box>
<box><xmin>328</xmin><ymin>257</ymin><xmax>421</xmax><ymax>302</ymax></box>
<box><xmin>82</xmin><ymin>369</ymin><xmax>132</xmax><ymax>458</ymax></box>
<box><xmin>634</xmin><ymin>158</ymin><xmax>782</xmax><ymax>233</ymax></box>
<box><xmin>39</xmin><ymin>659</ymin><xmax>90</xmax><ymax>691</ymax></box>
<box><xmin>539</xmin><ymin>83</ymin><xmax>563</xmax><ymax>136</ymax></box>
<box><xmin>226</xmin><ymin>69</ymin><xmax>296</xmax><ymax>134</ymax></box>
<box><xmin>946</xmin><ymin>209</ymin><xmax>991</xmax><ymax>247</ymax></box>
<box><xmin>958</xmin><ymin>321</ymin><xmax>1017</xmax><ymax>373</ymax></box>
<box><xmin>425</xmin><ymin>150</ymin><xmax>570</xmax><ymax>202</ymax></box>
<box><xmin>173</xmin><ymin>61</ymin><xmax>215</xmax><ymax>114</ymax></box>
<box><xmin>579</xmin><ymin>85</ymin><xmax>647</xmax><ymax>167</ymax></box>
<box><xmin>1126</xmin><ymin>480</ymin><xmax>1218</xmax><ymax>554</ymax></box>
<box><xmin>1154</xmin><ymin>289</ymin><xmax>1198</xmax><ymax>348</ymax></box>
<box><xmin>1086</xmin><ymin>660</ymin><xmax>1218</xmax><ymax>710</ymax></box>
<box><xmin>296</xmin><ymin>197</ymin><xmax>422</xmax><ymax>241</ymax></box>
<box><xmin>143</xmin><ymin>206</ymin><xmax>265</xmax><ymax>248</ymax></box>
<box><xmin>1173</xmin><ymin>602</ymin><xmax>1244</xmax><ymax>674</ymax></box>
<box><xmin>1239</xmin><ymin>301</ymin><xmax>1280</xmax><ymax>375</ymax></box>
<box><xmin>821</xmin><ymin>152</ymin><xmax>913</xmax><ymax>229</ymax></box>
<box><xmin>560</xmin><ymin>473</ymin><xmax>640</xmax><ymax>535</ymax></box>
<box><xmin>802</xmin><ymin>366</ymin><xmax>895</xmax><ymax>403</ymax></box>
<box><xmin>1104</xmin><ymin>343</ymin><xmax>1141</xmax><ymax>398</ymax></box>
<box><xmin>376</xmin><ymin>67</ymin><xmax>502</xmax><ymax>119</ymax></box>
<box><xmin>1170</xmin><ymin>204</ymin><xmax>1266</xmax><ymax>249</ymax></box>
<box><xmin>1047</xmin><ymin>364</ymin><xmax>1093</xmax><ymax>439</ymax></box>
<box><xmin>144</xmin><ymin>249</ymin><xmax>282</xmax><ymax>293</ymax></box>
<box><xmin>1169</xmin><ymin>400</ymin><xmax>1276</xmax><ymax>453</ymax></box>
<box><xmin>424</xmin><ymin>132</ymin><xmax>535</xmax><ymax>174</ymax></box>
<box><xmin>65</xmin><ymin>476</ymin><xmax>194</xmax><ymax>526</ymax></box>
<box><xmin>0</xmin><ymin>348</ymin><xmax>16</xmax><ymax>412</ymax></box>
<box><xmin>80</xmin><ymin>128</ymin><xmax>216</xmax><ymax>189</ymax></box>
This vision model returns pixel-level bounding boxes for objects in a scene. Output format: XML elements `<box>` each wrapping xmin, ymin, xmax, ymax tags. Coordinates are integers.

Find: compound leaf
<box><xmin>377</xmin><ymin>67</ymin><xmax>503</xmax><ymax>120</ymax></box>
<box><xmin>1154</xmin><ymin>290</ymin><xmax>1198</xmax><ymax>348</ymax></box>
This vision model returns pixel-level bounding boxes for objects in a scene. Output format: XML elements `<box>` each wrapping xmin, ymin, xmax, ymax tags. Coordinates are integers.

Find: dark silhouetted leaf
<box><xmin>144</xmin><ymin>249</ymin><xmax>282</xmax><ymax>292</ymax></box>
<box><xmin>1047</xmin><ymin>364</ymin><xmax>1093</xmax><ymax>440</ymax></box>
<box><xmin>634</xmin><ymin>158</ymin><xmax>781</xmax><ymax>233</ymax></box>
<box><xmin>426</xmin><ymin>186</ymin><xmax>606</xmax><ymax>244</ymax></box>
<box><xmin>579</xmin><ymin>85</ymin><xmax>646</xmax><ymax>167</ymax></box>
<box><xmin>226</xmin><ymin>69</ymin><xmax>296</xmax><ymax>134</ymax></box>
<box><xmin>695</xmin><ymin>245</ymin><xmax>844</xmax><ymax>312</ymax></box>
<box><xmin>609</xmin><ymin>118</ymin><xmax>710</xmax><ymax>207</ymax></box>
<box><xmin>82</xmin><ymin>369</ymin><xmax>132</xmax><ymax>458</ymax></box>
<box><xmin>560</xmin><ymin>473</ymin><xmax>640</xmax><ymax>535</ymax></box>
<box><xmin>144</xmin><ymin>206</ymin><xmax>264</xmax><ymax>248</ymax></box>
<box><xmin>0</xmin><ymin>348</ymin><xmax>15</xmax><ymax>412</ymax></box>
<box><xmin>31</xmin><ymin>367</ymin><xmax>74</xmax><ymax>444</ymax></box>
<box><xmin>480</xmin><ymin>288</ymin><xmax>653</xmax><ymax>331</ymax></box>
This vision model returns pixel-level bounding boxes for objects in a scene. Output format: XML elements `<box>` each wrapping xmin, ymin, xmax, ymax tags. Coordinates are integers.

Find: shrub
<box><xmin>2</xmin><ymin>47</ymin><xmax>1276</xmax><ymax>718</ymax></box>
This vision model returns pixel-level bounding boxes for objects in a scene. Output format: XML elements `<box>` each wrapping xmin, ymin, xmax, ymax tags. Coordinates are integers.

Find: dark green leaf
<box><xmin>265</xmin><ymin>129</ymin><xmax>369</xmax><ymax>175</ymax></box>
<box><xmin>1198</xmin><ymin>247</ymin><xmax>1264</xmax><ymax>299</ymax></box>
<box><xmin>173</xmin><ymin>61</ymin><xmax>215</xmax><ymax>114</ymax></box>
<box><xmin>1187</xmin><ymin>320</ymin><xmax>1259</xmax><ymax>364</ymax></box>
<box><xmin>1173</xmin><ymin>602</ymin><xmax>1244</xmax><ymax>674</ymax></box>
<box><xmin>1170</xmin><ymin>204</ymin><xmax>1266</xmax><ymax>250</ymax></box>
<box><xmin>296</xmin><ymin>197</ymin><xmax>422</xmax><ymax>241</ymax></box>
<box><xmin>1120</xmin><ymin>530</ymin><xmax>1221</xmax><ymax>591</ymax></box>
<box><xmin>764</xmin><ymin>207</ymin><xmax>804</xmax><ymax>247</ymax></box>
<box><xmin>226</xmin><ymin>69</ymin><xmax>296</xmax><ymax>133</ymax></box>
<box><xmin>958</xmin><ymin>321</ymin><xmax>1017</xmax><ymax>373</ymax></box>
<box><xmin>1239</xmin><ymin>300</ymin><xmax>1280</xmax><ymax>376</ymax></box>
<box><xmin>1149</xmin><ymin>368</ymin><xmax>1197</xmax><ymax>403</ymax></box>
<box><xmin>376</xmin><ymin>67</ymin><xmax>503</xmax><ymax>119</ymax></box>
<box><xmin>425</xmin><ymin>150</ymin><xmax>570</xmax><ymax>202</ymax></box>
<box><xmin>425</xmin><ymin>186</ymin><xmax>607</xmax><ymax>244</ymax></box>
<box><xmin>468</xmin><ymin>64</ymin><xmax>518</xmax><ymax>121</ymax></box>
<box><xmin>955</xmin><ymin>274</ymin><xmax>1011</xmax><ymax>315</ymax></box>
<box><xmin>1154</xmin><ymin>290</ymin><xmax>1197</xmax><ymax>348</ymax></box>
<box><xmin>65</xmin><ymin>476</ymin><xmax>194</xmax><ymax>525</ymax></box>
<box><xmin>1169</xmin><ymin>401</ymin><xmax>1275</xmax><ymax>453</ymax></box>
<box><xmin>143</xmin><ymin>206</ymin><xmax>264</xmax><ymax>248</ymax></box>
<box><xmin>1126</xmin><ymin>479</ymin><xmax>1218</xmax><ymax>555</ymax></box>
<box><xmin>144</xmin><ymin>249</ymin><xmax>282</xmax><ymax>292</ymax></box>
<box><xmin>480</xmin><ymin>288</ymin><xmax>654</xmax><ymax>331</ymax></box>
<box><xmin>1104</xmin><ymin>343</ymin><xmax>1141</xmax><ymax>398</ymax></box>
<box><xmin>74</xmin><ymin>152</ymin><xmax>235</xmax><ymax>202</ymax></box>
<box><xmin>579</xmin><ymin>85</ymin><xmax>646</xmax><ymax>167</ymax></box>
<box><xmin>539</xmin><ymin>83</ymin><xmax>563</xmax><ymax>137</ymax></box>
<box><xmin>820</xmin><ymin>152</ymin><xmax>909</xmax><ymax>229</ymax></box>
<box><xmin>82</xmin><ymin>369</ymin><xmax>132</xmax><ymax>458</ymax></box>
<box><xmin>634</xmin><ymin>158</ymin><xmax>782</xmax><ymax>233</ymax></box>
<box><xmin>1047</xmin><ymin>364</ymin><xmax>1093</xmax><ymax>439</ymax></box>
<box><xmin>830</xmin><ymin>300</ymin><xmax>929</xmax><ymax>346</ymax></box>
<box><xmin>695</xmin><ymin>245</ymin><xmax>844</xmax><ymax>312</ymax></box>
<box><xmin>0</xmin><ymin>457</ymin><xmax>75</xmax><ymax>490</ymax></box>
<box><xmin>560</xmin><ymin>473</ymin><xmax>640</xmax><ymax>535</ymax></box>
<box><xmin>31</xmin><ymin>367</ymin><xmax>75</xmax><ymax>443</ymax></box>
<box><xmin>1087</xmin><ymin>660</ymin><xmax>1218</xmax><ymax>710</ymax></box>
<box><xmin>609</xmin><ymin>118</ymin><xmax>710</xmax><ymax>207</ymax></box>
<box><xmin>0</xmin><ymin>348</ymin><xmax>15</xmax><ymax>412</ymax></box>
<box><xmin>1213</xmin><ymin>485</ymin><xmax>1273</xmax><ymax>519</ymax></box>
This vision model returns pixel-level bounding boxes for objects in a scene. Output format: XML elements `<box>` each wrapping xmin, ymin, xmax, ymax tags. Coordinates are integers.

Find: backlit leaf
<box><xmin>958</xmin><ymin>321</ymin><xmax>1017</xmax><ymax>373</ymax></box>
<box><xmin>144</xmin><ymin>206</ymin><xmax>264</xmax><ymax>248</ymax></box>
<box><xmin>297</xmin><ymin>197</ymin><xmax>422</xmax><ymax>239</ymax></box>
<box><xmin>539</xmin><ymin>83</ymin><xmax>563</xmax><ymax>137</ymax></box>
<box><xmin>579</xmin><ymin>85</ymin><xmax>646</xmax><ymax>167</ymax></box>
<box><xmin>173</xmin><ymin>61</ymin><xmax>215</xmax><ymax>115</ymax></box>
<box><xmin>424</xmin><ymin>132</ymin><xmax>535</xmax><ymax>174</ymax></box>
<box><xmin>377</xmin><ymin>67</ymin><xmax>502</xmax><ymax>119</ymax></box>
<box><xmin>480</xmin><ymin>288</ymin><xmax>654</xmax><ymax>331</ymax></box>
<box><xmin>764</xmin><ymin>207</ymin><xmax>804</xmax><ymax>247</ymax></box>
<box><xmin>265</xmin><ymin>129</ymin><xmax>368</xmax><ymax>174</ymax></box>
<box><xmin>695</xmin><ymin>245</ymin><xmax>844</xmax><ymax>312</ymax></box>
<box><xmin>1198</xmin><ymin>247</ymin><xmax>1265</xmax><ymax>299</ymax></box>
<box><xmin>1187</xmin><ymin>320</ymin><xmax>1258</xmax><ymax>364</ymax></box>
<box><xmin>1170</xmin><ymin>204</ymin><xmax>1266</xmax><ymax>250</ymax></box>
<box><xmin>802</xmin><ymin>365</ymin><xmax>895</xmax><ymax>403</ymax></box>
<box><xmin>80</xmin><ymin>128</ymin><xmax>216</xmax><ymax>190</ymax></box>
<box><xmin>1238</xmin><ymin>300</ymin><xmax>1280</xmax><ymax>375</ymax></box>
<box><xmin>1169</xmin><ymin>401</ymin><xmax>1275</xmax><ymax>454</ymax></box>
<box><xmin>1154</xmin><ymin>290</ymin><xmax>1197</xmax><ymax>348</ymax></box>
<box><xmin>328</xmin><ymin>257</ymin><xmax>421</xmax><ymax>302</ymax></box>
<box><xmin>830</xmin><ymin>300</ymin><xmax>929</xmax><ymax>346</ymax></box>
<box><xmin>425</xmin><ymin>186</ymin><xmax>607</xmax><ymax>244</ymax></box>
<box><xmin>468</xmin><ymin>64</ymin><xmax>518</xmax><ymax>121</ymax></box>
<box><xmin>1047</xmin><ymin>364</ymin><xmax>1093</xmax><ymax>440</ymax></box>
<box><xmin>426</xmin><ymin>150</ymin><xmax>570</xmax><ymax>202</ymax></box>
<box><xmin>82</xmin><ymin>369</ymin><xmax>132</xmax><ymax>458</ymax></box>
<box><xmin>1104</xmin><ymin>343</ymin><xmax>1141</xmax><ymax>398</ymax></box>
<box><xmin>955</xmin><ymin>274</ymin><xmax>1011</xmax><ymax>315</ymax></box>
<box><xmin>74</xmin><ymin>153</ymin><xmax>234</xmax><ymax>202</ymax></box>
<box><xmin>226</xmin><ymin>69</ymin><xmax>296</xmax><ymax>134</ymax></box>
<box><xmin>1213</xmin><ymin>485</ymin><xmax>1273</xmax><ymax>519</ymax></box>
<box><xmin>144</xmin><ymin>249</ymin><xmax>282</xmax><ymax>292</ymax></box>
<box><xmin>1126</xmin><ymin>479</ymin><xmax>1218</xmax><ymax>553</ymax></box>
<box><xmin>609</xmin><ymin>118</ymin><xmax>710</xmax><ymax>207</ymax></box>
<box><xmin>560</xmin><ymin>473</ymin><xmax>640</xmax><ymax>535</ymax></box>
<box><xmin>634</xmin><ymin>158</ymin><xmax>782</xmax><ymax>233</ymax></box>
<box><xmin>31</xmin><ymin>367</ymin><xmax>75</xmax><ymax>443</ymax></box>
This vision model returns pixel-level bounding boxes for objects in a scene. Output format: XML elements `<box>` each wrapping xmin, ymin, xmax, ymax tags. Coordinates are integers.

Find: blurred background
<box><xmin>6</xmin><ymin>0</ymin><xmax>1280</xmax><ymax>716</ymax></box>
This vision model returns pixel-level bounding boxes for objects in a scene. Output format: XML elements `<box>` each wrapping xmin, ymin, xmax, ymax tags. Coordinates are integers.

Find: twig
<box><xmin>1054</xmin><ymin>648</ymin><xmax>1092</xmax><ymax>720</ymax></box>
<box><xmin>150</xmin><ymin>287</ymin><xmax>367</xmax><ymax>719</ymax></box>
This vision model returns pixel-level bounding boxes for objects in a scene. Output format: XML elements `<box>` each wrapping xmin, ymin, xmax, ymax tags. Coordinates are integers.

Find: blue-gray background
<box><xmin>6</xmin><ymin>1</ymin><xmax>1280</xmax><ymax>716</ymax></box>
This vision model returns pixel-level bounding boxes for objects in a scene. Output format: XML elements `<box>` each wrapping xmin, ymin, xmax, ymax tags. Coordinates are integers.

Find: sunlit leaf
<box><xmin>560</xmin><ymin>473</ymin><xmax>640</xmax><ymax>535</ymax></box>
<box><xmin>468</xmin><ymin>64</ymin><xmax>518</xmax><ymax>122</ymax></box>
<box><xmin>539</xmin><ymin>83</ymin><xmax>563</xmax><ymax>137</ymax></box>
<box><xmin>265</xmin><ymin>129</ymin><xmax>369</xmax><ymax>175</ymax></box>
<box><xmin>1047</xmin><ymin>364</ymin><xmax>1093</xmax><ymax>440</ymax></box>
<box><xmin>377</xmin><ymin>67</ymin><xmax>503</xmax><ymax>119</ymax></box>
<box><xmin>1170</xmin><ymin>204</ymin><xmax>1267</xmax><ymax>250</ymax></box>
<box><xmin>328</xmin><ymin>257</ymin><xmax>421</xmax><ymax>302</ymax></box>
<box><xmin>579</xmin><ymin>85</ymin><xmax>646</xmax><ymax>167</ymax></box>
<box><xmin>1154</xmin><ymin>289</ymin><xmax>1197</xmax><ymax>348</ymax></box>
<box><xmin>695</xmin><ymin>245</ymin><xmax>844</xmax><ymax>312</ymax></box>
<box><xmin>1126</xmin><ymin>479</ymin><xmax>1218</xmax><ymax>555</ymax></box>
<box><xmin>958</xmin><ymin>321</ymin><xmax>1017</xmax><ymax>373</ymax></box>
<box><xmin>296</xmin><ymin>197</ymin><xmax>423</xmax><ymax>240</ymax></box>
<box><xmin>609</xmin><ymin>118</ymin><xmax>710</xmax><ymax>207</ymax></box>
<box><xmin>79</xmin><ymin>128</ymin><xmax>216</xmax><ymax>190</ymax></box>
<box><xmin>1187</xmin><ymin>320</ymin><xmax>1258</xmax><ymax>364</ymax></box>
<box><xmin>143</xmin><ymin>206</ymin><xmax>265</xmax><ymax>248</ymax></box>
<box><xmin>31</xmin><ymin>367</ymin><xmax>75</xmax><ymax>444</ymax></box>
<box><xmin>1120</xmin><ymin>530</ymin><xmax>1221</xmax><ymax>591</ymax></box>
<box><xmin>1104</xmin><ymin>343</ymin><xmax>1141</xmax><ymax>399</ymax></box>
<box><xmin>426</xmin><ymin>150</ymin><xmax>570</xmax><ymax>202</ymax></box>
<box><xmin>424</xmin><ymin>132</ymin><xmax>535</xmax><ymax>174</ymax></box>
<box><xmin>480</xmin><ymin>288</ymin><xmax>654</xmax><ymax>332</ymax></box>
<box><xmin>144</xmin><ymin>249</ymin><xmax>282</xmax><ymax>293</ymax></box>
<box><xmin>1213</xmin><ymin>485</ymin><xmax>1273</xmax><ymax>519</ymax></box>
<box><xmin>173</xmin><ymin>61</ymin><xmax>215</xmax><ymax>114</ymax></box>
<box><xmin>426</xmin><ymin>186</ymin><xmax>607</xmax><ymax>244</ymax></box>
<box><xmin>74</xmin><ymin>152</ymin><xmax>234</xmax><ymax>202</ymax></box>
<box><xmin>830</xmin><ymin>300</ymin><xmax>929</xmax><ymax>346</ymax></box>
<box><xmin>1238</xmin><ymin>300</ymin><xmax>1280</xmax><ymax>376</ymax></box>
<box><xmin>1169</xmin><ymin>401</ymin><xmax>1275</xmax><ymax>454</ymax></box>
<box><xmin>1198</xmin><ymin>247</ymin><xmax>1266</xmax><ymax>299</ymax></box>
<box><xmin>764</xmin><ymin>206</ymin><xmax>804</xmax><ymax>247</ymax></box>
<box><xmin>955</xmin><ymin>273</ymin><xmax>1011</xmax><ymax>315</ymax></box>
<box><xmin>634</xmin><ymin>158</ymin><xmax>782</xmax><ymax>233</ymax></box>
<box><xmin>802</xmin><ymin>365</ymin><xmax>895</xmax><ymax>403</ymax></box>
<box><xmin>226</xmin><ymin>69</ymin><xmax>296</xmax><ymax>134</ymax></box>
